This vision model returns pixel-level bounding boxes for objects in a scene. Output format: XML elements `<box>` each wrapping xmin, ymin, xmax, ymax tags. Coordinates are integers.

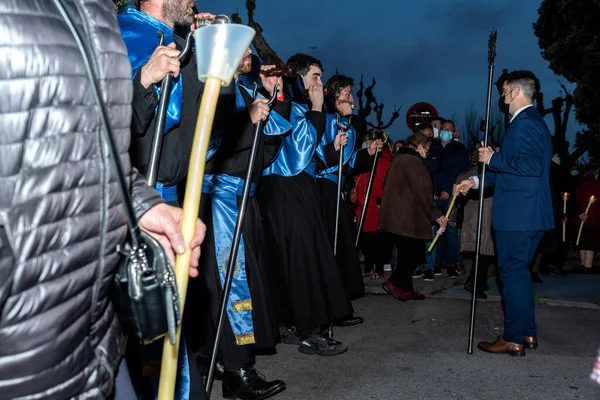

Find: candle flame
<box><xmin>591</xmin><ymin>195</ymin><xmax>597</xmax><ymax>201</ymax></box>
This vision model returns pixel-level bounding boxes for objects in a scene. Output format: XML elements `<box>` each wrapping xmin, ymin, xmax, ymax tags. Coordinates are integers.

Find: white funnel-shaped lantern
<box><xmin>195</xmin><ymin>24</ymin><xmax>256</xmax><ymax>86</ymax></box>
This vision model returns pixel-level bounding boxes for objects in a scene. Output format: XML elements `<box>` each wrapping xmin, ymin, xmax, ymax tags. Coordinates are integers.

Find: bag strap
<box><xmin>52</xmin><ymin>0</ymin><xmax>142</xmax><ymax>246</ymax></box>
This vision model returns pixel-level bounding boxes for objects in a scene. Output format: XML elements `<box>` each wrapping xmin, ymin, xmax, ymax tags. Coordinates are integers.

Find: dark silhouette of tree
<box><xmin>534</xmin><ymin>0</ymin><xmax>600</xmax><ymax>162</ymax></box>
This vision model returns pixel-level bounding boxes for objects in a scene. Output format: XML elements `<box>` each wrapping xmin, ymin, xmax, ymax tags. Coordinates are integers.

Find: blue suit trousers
<box><xmin>495</xmin><ymin>230</ymin><xmax>545</xmax><ymax>344</ymax></box>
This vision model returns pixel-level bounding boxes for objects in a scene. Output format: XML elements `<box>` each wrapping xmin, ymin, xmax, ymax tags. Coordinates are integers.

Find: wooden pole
<box><xmin>157</xmin><ymin>76</ymin><xmax>222</xmax><ymax>400</ymax></box>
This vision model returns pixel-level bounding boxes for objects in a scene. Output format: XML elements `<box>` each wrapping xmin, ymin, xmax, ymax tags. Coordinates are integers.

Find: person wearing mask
<box><xmin>379</xmin><ymin>133</ymin><xmax>447</xmax><ymax>301</ymax></box>
<box><xmin>258</xmin><ymin>54</ymin><xmax>351</xmax><ymax>356</ymax></box>
<box><xmin>457</xmin><ymin>70</ymin><xmax>554</xmax><ymax>356</ymax></box>
<box><xmin>429</xmin><ymin>120</ymin><xmax>470</xmax><ymax>280</ymax></box>
<box><xmin>431</xmin><ymin>117</ymin><xmax>443</xmax><ymax>140</ymax></box>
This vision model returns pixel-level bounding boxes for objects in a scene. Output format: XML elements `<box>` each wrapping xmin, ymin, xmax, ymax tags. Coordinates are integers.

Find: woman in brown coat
<box><xmin>379</xmin><ymin>133</ymin><xmax>447</xmax><ymax>301</ymax></box>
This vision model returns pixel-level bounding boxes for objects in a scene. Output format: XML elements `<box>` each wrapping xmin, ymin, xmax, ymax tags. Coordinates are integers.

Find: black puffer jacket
<box><xmin>0</xmin><ymin>1</ymin><xmax>162</xmax><ymax>398</ymax></box>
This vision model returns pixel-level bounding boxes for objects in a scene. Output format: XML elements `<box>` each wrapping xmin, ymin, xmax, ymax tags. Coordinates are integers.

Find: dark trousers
<box><xmin>495</xmin><ymin>230</ymin><xmax>545</xmax><ymax>344</ymax></box>
<box><xmin>467</xmin><ymin>254</ymin><xmax>494</xmax><ymax>289</ymax></box>
<box><xmin>387</xmin><ymin>233</ymin><xmax>426</xmax><ymax>292</ymax></box>
<box><xmin>538</xmin><ymin>228</ymin><xmax>570</xmax><ymax>272</ymax></box>
<box><xmin>360</xmin><ymin>232</ymin><xmax>392</xmax><ymax>275</ymax></box>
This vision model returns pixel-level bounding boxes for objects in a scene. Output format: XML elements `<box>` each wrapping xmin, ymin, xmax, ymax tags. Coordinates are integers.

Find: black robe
<box><xmin>316</xmin><ymin>142</ymin><xmax>375</xmax><ymax>300</ymax></box>
<box><xmin>256</xmin><ymin>109</ymin><xmax>354</xmax><ymax>334</ymax></box>
<box><xmin>186</xmin><ymin>82</ymin><xmax>290</xmax><ymax>370</ymax></box>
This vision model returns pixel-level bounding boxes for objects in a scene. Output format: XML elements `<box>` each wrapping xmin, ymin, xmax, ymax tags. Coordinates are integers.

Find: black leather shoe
<box><xmin>222</xmin><ymin>366</ymin><xmax>286</xmax><ymax>400</ymax></box>
<box><xmin>334</xmin><ymin>315</ymin><xmax>364</xmax><ymax>327</ymax></box>
<box><xmin>464</xmin><ymin>282</ymin><xmax>487</xmax><ymax>300</ymax></box>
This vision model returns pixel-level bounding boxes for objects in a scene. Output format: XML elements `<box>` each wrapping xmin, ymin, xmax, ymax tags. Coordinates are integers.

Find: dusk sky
<box><xmin>197</xmin><ymin>0</ymin><xmax>580</xmax><ymax>144</ymax></box>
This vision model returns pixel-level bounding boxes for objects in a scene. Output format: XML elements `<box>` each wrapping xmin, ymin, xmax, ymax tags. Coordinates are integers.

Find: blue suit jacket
<box><xmin>482</xmin><ymin>106</ymin><xmax>554</xmax><ymax>231</ymax></box>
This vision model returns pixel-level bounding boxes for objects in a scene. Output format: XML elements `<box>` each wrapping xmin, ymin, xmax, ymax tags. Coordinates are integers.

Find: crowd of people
<box><xmin>1</xmin><ymin>1</ymin><xmax>599</xmax><ymax>400</ymax></box>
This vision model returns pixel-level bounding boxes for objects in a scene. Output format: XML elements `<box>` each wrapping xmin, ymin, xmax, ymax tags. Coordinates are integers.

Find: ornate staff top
<box><xmin>488</xmin><ymin>28</ymin><xmax>498</xmax><ymax>67</ymax></box>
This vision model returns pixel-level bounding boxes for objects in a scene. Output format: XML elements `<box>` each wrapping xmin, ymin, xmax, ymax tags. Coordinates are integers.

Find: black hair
<box><xmin>505</xmin><ymin>70</ymin><xmax>541</xmax><ymax>101</ymax></box>
<box><xmin>286</xmin><ymin>53</ymin><xmax>323</xmax><ymax>76</ymax></box>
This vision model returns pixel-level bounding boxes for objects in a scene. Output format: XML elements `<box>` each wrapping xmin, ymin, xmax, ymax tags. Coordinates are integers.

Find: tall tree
<box><xmin>533</xmin><ymin>0</ymin><xmax>600</xmax><ymax>161</ymax></box>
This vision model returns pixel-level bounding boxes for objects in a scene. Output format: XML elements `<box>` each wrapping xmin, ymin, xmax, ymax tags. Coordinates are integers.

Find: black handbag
<box><xmin>53</xmin><ymin>0</ymin><xmax>180</xmax><ymax>344</ymax></box>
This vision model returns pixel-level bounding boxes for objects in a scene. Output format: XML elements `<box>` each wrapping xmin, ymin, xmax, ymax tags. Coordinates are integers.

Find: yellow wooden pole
<box><xmin>576</xmin><ymin>195</ymin><xmax>596</xmax><ymax>247</ymax></box>
<box><xmin>157</xmin><ymin>76</ymin><xmax>222</xmax><ymax>400</ymax></box>
<box><xmin>562</xmin><ymin>193</ymin><xmax>569</xmax><ymax>242</ymax></box>
<box><xmin>428</xmin><ymin>191</ymin><xmax>458</xmax><ymax>253</ymax></box>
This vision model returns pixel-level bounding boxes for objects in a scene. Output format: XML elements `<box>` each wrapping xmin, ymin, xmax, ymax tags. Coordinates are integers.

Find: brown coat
<box><xmin>454</xmin><ymin>166</ymin><xmax>495</xmax><ymax>256</ymax></box>
<box><xmin>379</xmin><ymin>148</ymin><xmax>443</xmax><ymax>240</ymax></box>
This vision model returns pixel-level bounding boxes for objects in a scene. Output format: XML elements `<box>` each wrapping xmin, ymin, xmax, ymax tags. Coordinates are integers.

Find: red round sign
<box><xmin>406</xmin><ymin>102</ymin><xmax>439</xmax><ymax>131</ymax></box>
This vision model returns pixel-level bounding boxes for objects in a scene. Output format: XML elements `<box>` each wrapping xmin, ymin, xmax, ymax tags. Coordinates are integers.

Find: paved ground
<box><xmin>208</xmin><ymin>254</ymin><xmax>600</xmax><ymax>400</ymax></box>
<box><xmin>210</xmin><ymin>296</ymin><xmax>600</xmax><ymax>400</ymax></box>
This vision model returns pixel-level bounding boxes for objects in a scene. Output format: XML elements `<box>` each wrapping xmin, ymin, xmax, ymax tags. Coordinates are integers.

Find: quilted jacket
<box><xmin>0</xmin><ymin>1</ymin><xmax>162</xmax><ymax>398</ymax></box>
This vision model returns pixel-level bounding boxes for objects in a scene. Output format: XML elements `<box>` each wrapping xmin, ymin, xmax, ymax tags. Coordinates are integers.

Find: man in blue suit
<box><xmin>457</xmin><ymin>70</ymin><xmax>554</xmax><ymax>356</ymax></box>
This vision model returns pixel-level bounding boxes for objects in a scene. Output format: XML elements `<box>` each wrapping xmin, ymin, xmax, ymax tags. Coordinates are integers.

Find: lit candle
<box><xmin>576</xmin><ymin>195</ymin><xmax>597</xmax><ymax>246</ymax></box>
<box><xmin>562</xmin><ymin>192</ymin><xmax>569</xmax><ymax>242</ymax></box>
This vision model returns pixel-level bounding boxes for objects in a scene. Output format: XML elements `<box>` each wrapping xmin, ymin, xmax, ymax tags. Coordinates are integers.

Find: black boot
<box><xmin>222</xmin><ymin>365</ymin><xmax>286</xmax><ymax>400</ymax></box>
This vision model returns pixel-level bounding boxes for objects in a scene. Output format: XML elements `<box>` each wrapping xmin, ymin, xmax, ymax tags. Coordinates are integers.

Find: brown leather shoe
<box><xmin>525</xmin><ymin>336</ymin><xmax>538</xmax><ymax>350</ymax></box>
<box><xmin>478</xmin><ymin>336</ymin><xmax>525</xmax><ymax>357</ymax></box>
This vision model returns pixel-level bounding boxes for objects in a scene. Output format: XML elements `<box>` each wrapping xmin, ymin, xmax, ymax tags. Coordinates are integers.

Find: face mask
<box><xmin>361</xmin><ymin>141</ymin><xmax>368</xmax><ymax>149</ymax></box>
<box><xmin>440</xmin><ymin>130</ymin><xmax>453</xmax><ymax>142</ymax></box>
<box><xmin>453</xmin><ymin>138</ymin><xmax>460</xmax><ymax>142</ymax></box>
<box><xmin>571</xmin><ymin>170</ymin><xmax>579</xmax><ymax>177</ymax></box>
<box><xmin>433</xmin><ymin>127</ymin><xmax>439</xmax><ymax>139</ymax></box>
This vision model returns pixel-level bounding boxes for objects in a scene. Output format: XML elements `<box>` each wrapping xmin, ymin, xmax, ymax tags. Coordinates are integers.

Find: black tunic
<box><xmin>129</xmin><ymin>34</ymin><xmax>202</xmax><ymax>187</ymax></box>
<box><xmin>256</xmin><ymin>109</ymin><xmax>354</xmax><ymax>334</ymax></box>
<box><xmin>316</xmin><ymin>146</ymin><xmax>375</xmax><ymax>301</ymax></box>
<box><xmin>185</xmin><ymin>83</ymin><xmax>290</xmax><ymax>369</ymax></box>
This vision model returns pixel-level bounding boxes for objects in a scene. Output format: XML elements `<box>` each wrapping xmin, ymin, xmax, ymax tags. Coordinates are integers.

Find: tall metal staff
<box><xmin>468</xmin><ymin>28</ymin><xmax>498</xmax><ymax>354</ymax></box>
<box><xmin>157</xmin><ymin>22</ymin><xmax>256</xmax><ymax>400</ymax></box>
<box><xmin>333</xmin><ymin>114</ymin><xmax>351</xmax><ymax>256</ymax></box>
<box><xmin>205</xmin><ymin>85</ymin><xmax>280</xmax><ymax>396</ymax></box>
<box><xmin>146</xmin><ymin>31</ymin><xmax>194</xmax><ymax>186</ymax></box>
<box><xmin>355</xmin><ymin>132</ymin><xmax>389</xmax><ymax>247</ymax></box>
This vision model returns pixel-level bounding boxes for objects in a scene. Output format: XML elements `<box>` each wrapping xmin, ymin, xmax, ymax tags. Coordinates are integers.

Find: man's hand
<box><xmin>140</xmin><ymin>43</ymin><xmax>181</xmax><ymax>89</ymax></box>
<box><xmin>579</xmin><ymin>213</ymin><xmax>588</xmax><ymax>223</ymax></box>
<box><xmin>248</xmin><ymin>98</ymin><xmax>270</xmax><ymax>124</ymax></box>
<box><xmin>191</xmin><ymin>12</ymin><xmax>217</xmax><ymax>31</ymax></box>
<box><xmin>439</xmin><ymin>191</ymin><xmax>450</xmax><ymax>201</ymax></box>
<box><xmin>336</xmin><ymin>99</ymin><xmax>354</xmax><ymax>116</ymax></box>
<box><xmin>138</xmin><ymin>203</ymin><xmax>206</xmax><ymax>278</ymax></box>
<box><xmin>368</xmin><ymin>139</ymin><xmax>383</xmax><ymax>156</ymax></box>
<box><xmin>478</xmin><ymin>141</ymin><xmax>494</xmax><ymax>164</ymax></box>
<box><xmin>259</xmin><ymin>65</ymin><xmax>284</xmax><ymax>98</ymax></box>
<box><xmin>436</xmin><ymin>215</ymin><xmax>448</xmax><ymax>229</ymax></box>
<box><xmin>308</xmin><ymin>84</ymin><xmax>324</xmax><ymax>111</ymax></box>
<box><xmin>456</xmin><ymin>178</ymin><xmax>476</xmax><ymax>195</ymax></box>
<box><xmin>334</xmin><ymin>131</ymin><xmax>348</xmax><ymax>151</ymax></box>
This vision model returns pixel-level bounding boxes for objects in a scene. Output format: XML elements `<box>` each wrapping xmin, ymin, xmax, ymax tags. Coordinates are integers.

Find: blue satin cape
<box><xmin>316</xmin><ymin>114</ymin><xmax>357</xmax><ymax>184</ymax></box>
<box><xmin>202</xmin><ymin>82</ymin><xmax>291</xmax><ymax>344</ymax></box>
<box><xmin>263</xmin><ymin>102</ymin><xmax>319</xmax><ymax>178</ymax></box>
<box><xmin>118</xmin><ymin>8</ymin><xmax>183</xmax><ymax>133</ymax></box>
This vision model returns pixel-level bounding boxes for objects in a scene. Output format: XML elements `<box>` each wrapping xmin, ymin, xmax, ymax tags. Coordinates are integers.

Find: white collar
<box><xmin>510</xmin><ymin>104</ymin><xmax>534</xmax><ymax>123</ymax></box>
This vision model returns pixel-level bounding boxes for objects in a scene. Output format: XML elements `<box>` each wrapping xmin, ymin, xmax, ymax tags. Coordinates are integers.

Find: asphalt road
<box><xmin>211</xmin><ymin>295</ymin><xmax>600</xmax><ymax>400</ymax></box>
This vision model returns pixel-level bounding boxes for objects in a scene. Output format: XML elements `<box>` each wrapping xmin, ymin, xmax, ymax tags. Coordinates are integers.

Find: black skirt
<box><xmin>257</xmin><ymin>172</ymin><xmax>354</xmax><ymax>333</ymax></box>
<box><xmin>316</xmin><ymin>178</ymin><xmax>365</xmax><ymax>300</ymax></box>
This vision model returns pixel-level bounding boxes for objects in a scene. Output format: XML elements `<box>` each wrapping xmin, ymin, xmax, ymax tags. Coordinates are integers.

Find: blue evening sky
<box><xmin>197</xmin><ymin>0</ymin><xmax>580</xmax><ymax>144</ymax></box>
